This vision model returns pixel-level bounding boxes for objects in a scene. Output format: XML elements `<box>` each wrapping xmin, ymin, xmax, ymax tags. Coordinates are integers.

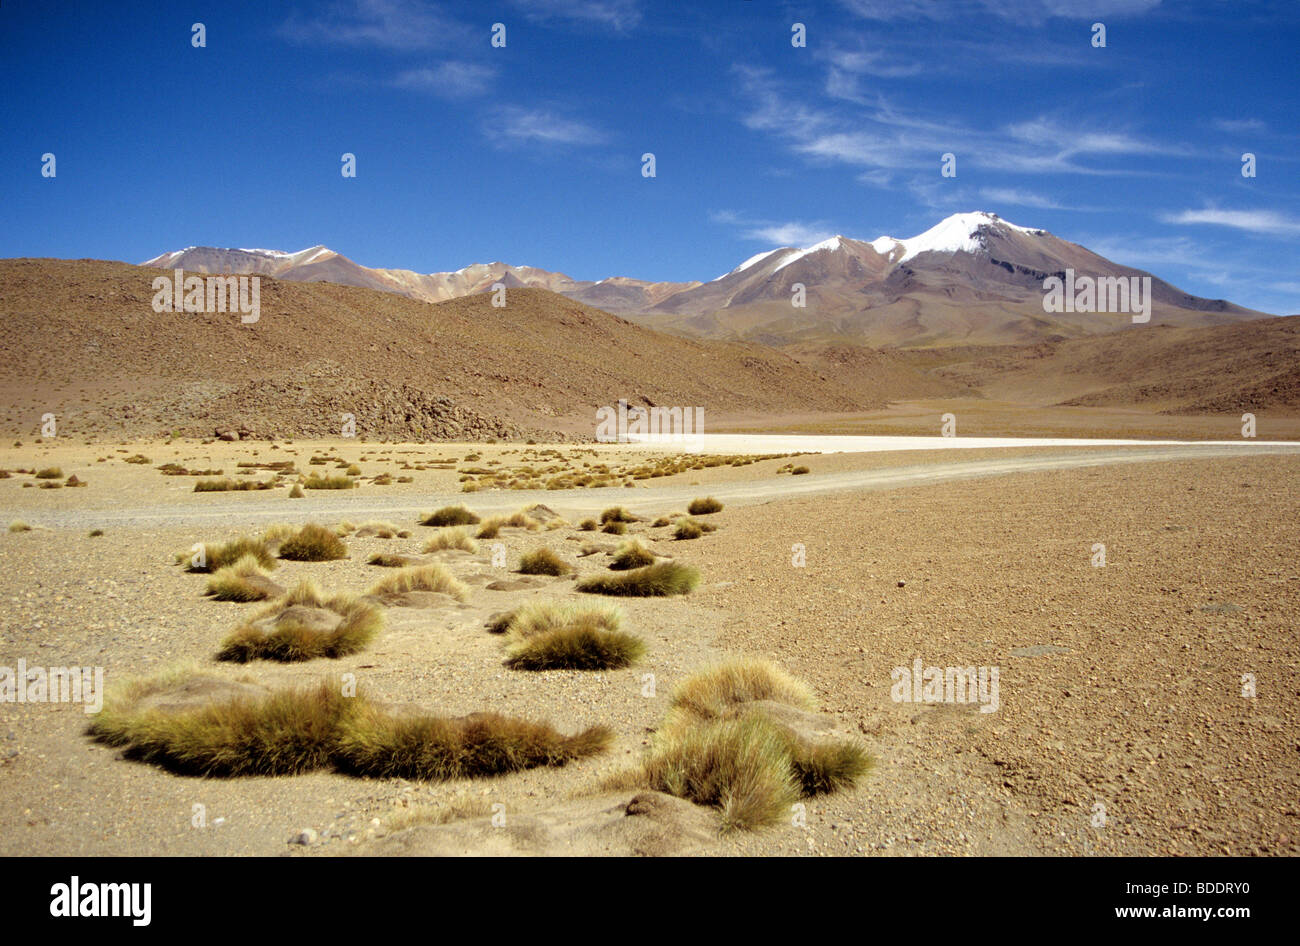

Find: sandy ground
<box><xmin>1</xmin><ymin>438</ymin><xmax>1296</xmax><ymax>856</ymax></box>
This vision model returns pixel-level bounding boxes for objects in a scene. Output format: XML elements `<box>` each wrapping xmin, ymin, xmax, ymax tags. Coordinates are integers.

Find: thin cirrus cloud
<box><xmin>486</xmin><ymin>106</ymin><xmax>608</xmax><ymax>147</ymax></box>
<box><xmin>509</xmin><ymin>0</ymin><xmax>642</xmax><ymax>30</ymax></box>
<box><xmin>1161</xmin><ymin>207</ymin><xmax>1300</xmax><ymax>236</ymax></box>
<box><xmin>737</xmin><ymin>66</ymin><xmax>1173</xmax><ymax>178</ymax></box>
<box><xmin>394</xmin><ymin>61</ymin><xmax>496</xmax><ymax>98</ymax></box>
<box><xmin>710</xmin><ymin>211</ymin><xmax>837</xmax><ymax>247</ymax></box>
<box><xmin>977</xmin><ymin>188</ymin><xmax>1067</xmax><ymax>210</ymax></box>
<box><xmin>840</xmin><ymin>0</ymin><xmax>1161</xmax><ymax>21</ymax></box>
<box><xmin>279</xmin><ymin>0</ymin><xmax>473</xmax><ymax>51</ymax></box>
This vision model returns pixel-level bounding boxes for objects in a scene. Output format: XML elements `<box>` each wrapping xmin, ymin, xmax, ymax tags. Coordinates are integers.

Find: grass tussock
<box><xmin>676</xmin><ymin>518</ymin><xmax>717</xmax><ymax>540</ymax></box>
<box><xmin>420</xmin><ymin>505</ymin><xmax>479</xmax><ymax>527</ymax></box>
<box><xmin>667</xmin><ymin>657</ymin><xmax>816</xmax><ymax>722</ymax></box>
<box><xmin>302</xmin><ymin>474</ymin><xmax>355</xmax><ymax>490</ymax></box>
<box><xmin>579</xmin><ymin>519</ymin><xmax>598</xmax><ymax>531</ymax></box>
<box><xmin>610</xmin><ymin>539</ymin><xmax>656</xmax><ymax>570</ymax></box>
<box><xmin>606</xmin><ymin>660</ymin><xmax>870</xmax><ymax>830</ymax></box>
<box><xmin>9</xmin><ymin>521</ymin><xmax>32</xmax><ymax>533</ymax></box>
<box><xmin>289</xmin><ymin>484</ymin><xmax>304</xmax><ymax>498</ymax></box>
<box><xmin>577</xmin><ymin>560</ymin><xmax>700</xmax><ymax>597</ymax></box>
<box><xmin>498</xmin><ymin>599</ymin><xmax>622</xmax><ymax>638</ymax></box>
<box><xmin>422</xmin><ymin>526</ymin><xmax>478</xmax><ymax>554</ymax></box>
<box><xmin>178</xmin><ymin>536</ymin><xmax>277</xmax><ymax>573</ymax></box>
<box><xmin>194</xmin><ymin>477</ymin><xmax>274</xmax><ymax>492</ymax></box>
<box><xmin>517</xmin><ymin>547</ymin><xmax>573</xmax><ymax>576</ymax></box>
<box><xmin>688</xmin><ymin>497</ymin><xmax>724</xmax><ymax>515</ymax></box>
<box><xmin>367</xmin><ymin>564</ymin><xmax>470</xmax><ymax>602</ymax></box>
<box><xmin>504</xmin><ymin>624</ymin><xmax>645</xmax><ymax>671</ymax></box>
<box><xmin>34</xmin><ymin>467</ymin><xmax>63</xmax><ymax>479</ymax></box>
<box><xmin>204</xmin><ymin>555</ymin><xmax>278</xmax><ymax>602</ymax></box>
<box><xmin>333</xmin><ymin>703</ymin><xmax>613</xmax><ymax>780</ymax></box>
<box><xmin>367</xmin><ymin>552</ymin><xmax>414</xmax><ymax>568</ymax></box>
<box><xmin>216</xmin><ymin>583</ymin><xmax>382</xmax><ymax>662</ymax></box>
<box><xmin>498</xmin><ymin>600</ymin><xmax>641</xmax><ymax>671</ymax></box>
<box><xmin>355</xmin><ymin>520</ymin><xmax>401</xmax><ymax>538</ymax></box>
<box><xmin>601</xmin><ymin>521</ymin><xmax>627</xmax><ymax>535</ymax></box>
<box><xmin>278</xmin><ymin>523</ymin><xmax>348</xmax><ymax>562</ymax></box>
<box><xmin>477</xmin><ymin>511</ymin><xmax>541</xmax><ymax>538</ymax></box>
<box><xmin>88</xmin><ymin>675</ymin><xmax>609</xmax><ymax>779</ymax></box>
<box><xmin>600</xmin><ymin>506</ymin><xmax>637</xmax><ymax>524</ymax></box>
<box><xmin>633</xmin><ymin>712</ymin><xmax>804</xmax><ymax>831</ymax></box>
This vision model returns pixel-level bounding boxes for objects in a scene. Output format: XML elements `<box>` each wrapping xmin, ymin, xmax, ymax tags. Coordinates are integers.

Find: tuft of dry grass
<box><xmin>601</xmin><ymin>521</ymin><xmax>627</xmax><ymax>535</ymax></box>
<box><xmin>88</xmin><ymin>674</ymin><xmax>610</xmax><ymax>780</ymax></box>
<box><xmin>610</xmin><ymin>539</ymin><xmax>656</xmax><ymax>570</ymax></box>
<box><xmin>605</xmin><ymin>660</ymin><xmax>871</xmax><ymax>830</ymax></box>
<box><xmin>666</xmin><ymin>657</ymin><xmax>816</xmax><ymax>722</ymax></box>
<box><xmin>289</xmin><ymin>484</ymin><xmax>304</xmax><ymax>498</ymax></box>
<box><xmin>177</xmin><ymin>536</ymin><xmax>277</xmax><ymax>573</ymax></box>
<box><xmin>420</xmin><ymin>505</ymin><xmax>479</xmax><ymax>527</ymax></box>
<box><xmin>630</xmin><ymin>712</ymin><xmax>803</xmax><ymax>831</ymax></box>
<box><xmin>302</xmin><ymin>474</ymin><xmax>355</xmax><ymax>490</ymax></box>
<box><xmin>355</xmin><ymin>520</ymin><xmax>401</xmax><ymax>538</ymax></box>
<box><xmin>366</xmin><ymin>552</ymin><xmax>414</xmax><ymax>568</ymax></box>
<box><xmin>688</xmin><ymin>497</ymin><xmax>724</xmax><ymax>515</ymax></box>
<box><xmin>422</xmin><ymin>526</ymin><xmax>478</xmax><ymax>553</ymax></box>
<box><xmin>216</xmin><ymin>583</ymin><xmax>382</xmax><ymax>662</ymax></box>
<box><xmin>674</xmin><ymin>517</ymin><xmax>716</xmax><ymax>540</ymax></box>
<box><xmin>497</xmin><ymin>600</ymin><xmax>640</xmax><ymax>671</ymax></box>
<box><xmin>367</xmin><ymin>564</ymin><xmax>470</xmax><ymax>602</ymax></box>
<box><xmin>34</xmin><ymin>467</ymin><xmax>63</xmax><ymax>479</ymax></box>
<box><xmin>194</xmin><ymin>477</ymin><xmax>274</xmax><ymax>492</ymax></box>
<box><xmin>577</xmin><ymin>560</ymin><xmax>700</xmax><ymax>597</ymax></box>
<box><xmin>333</xmin><ymin>704</ymin><xmax>613</xmax><ymax>780</ymax></box>
<box><xmin>600</xmin><ymin>506</ymin><xmax>637</xmax><ymax>524</ymax></box>
<box><xmin>278</xmin><ymin>523</ymin><xmax>348</xmax><ymax>562</ymax></box>
<box><xmin>9</xmin><ymin>521</ymin><xmax>32</xmax><ymax>533</ymax></box>
<box><xmin>477</xmin><ymin>511</ymin><xmax>541</xmax><ymax>539</ymax></box>
<box><xmin>204</xmin><ymin>555</ymin><xmax>278</xmax><ymax>602</ymax></box>
<box><xmin>497</xmin><ymin>599</ymin><xmax>621</xmax><ymax>638</ymax></box>
<box><xmin>517</xmin><ymin>547</ymin><xmax>573</xmax><ymax>576</ymax></box>
<box><xmin>504</xmin><ymin>624</ymin><xmax>645</xmax><ymax>671</ymax></box>
<box><xmin>579</xmin><ymin>519</ymin><xmax>598</xmax><ymax>531</ymax></box>
<box><xmin>87</xmin><ymin>678</ymin><xmax>354</xmax><ymax>776</ymax></box>
<box><xmin>791</xmin><ymin>466</ymin><xmax>810</xmax><ymax>475</ymax></box>
<box><xmin>260</xmin><ymin>523</ymin><xmax>297</xmax><ymax>547</ymax></box>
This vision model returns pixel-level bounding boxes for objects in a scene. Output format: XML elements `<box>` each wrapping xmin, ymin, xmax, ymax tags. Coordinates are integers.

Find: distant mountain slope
<box><xmin>637</xmin><ymin>212</ymin><xmax>1266</xmax><ymax>347</ymax></box>
<box><xmin>0</xmin><ymin>259</ymin><xmax>908</xmax><ymax>440</ymax></box>
<box><xmin>142</xmin><ymin>246</ymin><xmax>701</xmax><ymax>310</ymax></box>
<box><xmin>919</xmin><ymin>316</ymin><xmax>1300</xmax><ymax>414</ymax></box>
<box><xmin>140</xmin><ymin>212</ymin><xmax>1269</xmax><ymax>349</ymax></box>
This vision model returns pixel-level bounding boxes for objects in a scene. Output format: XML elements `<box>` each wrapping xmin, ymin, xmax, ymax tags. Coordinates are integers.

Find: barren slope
<box><xmin>922</xmin><ymin>317</ymin><xmax>1300</xmax><ymax>413</ymax></box>
<box><xmin>0</xmin><ymin>259</ymin><xmax>903</xmax><ymax>441</ymax></box>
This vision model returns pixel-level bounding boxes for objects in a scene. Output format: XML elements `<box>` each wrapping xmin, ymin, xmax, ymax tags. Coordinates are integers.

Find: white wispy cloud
<box><xmin>1161</xmin><ymin>207</ymin><xmax>1300</xmax><ymax>236</ymax></box>
<box><xmin>841</xmin><ymin>0</ymin><xmax>1161</xmax><ymax>22</ymax></box>
<box><xmin>394</xmin><ymin>61</ymin><xmax>495</xmax><ymax>97</ymax></box>
<box><xmin>736</xmin><ymin>66</ymin><xmax>1174</xmax><ymax>178</ymax></box>
<box><xmin>710</xmin><ymin>210</ymin><xmax>836</xmax><ymax>247</ymax></box>
<box><xmin>280</xmin><ymin>0</ymin><xmax>471</xmax><ymax>50</ymax></box>
<box><xmin>1213</xmin><ymin>118</ymin><xmax>1267</xmax><ymax>133</ymax></box>
<box><xmin>509</xmin><ymin>0</ymin><xmax>642</xmax><ymax>30</ymax></box>
<box><xmin>977</xmin><ymin>188</ymin><xmax>1066</xmax><ymax>210</ymax></box>
<box><xmin>488</xmin><ymin>107</ymin><xmax>607</xmax><ymax>146</ymax></box>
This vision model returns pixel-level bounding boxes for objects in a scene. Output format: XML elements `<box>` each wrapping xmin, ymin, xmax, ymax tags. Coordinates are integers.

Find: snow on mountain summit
<box><xmin>893</xmin><ymin>212</ymin><xmax>1039</xmax><ymax>263</ymax></box>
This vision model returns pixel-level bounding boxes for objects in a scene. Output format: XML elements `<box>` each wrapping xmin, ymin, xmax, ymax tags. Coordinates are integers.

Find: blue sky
<box><xmin>2</xmin><ymin>0</ymin><xmax>1297</xmax><ymax>313</ymax></box>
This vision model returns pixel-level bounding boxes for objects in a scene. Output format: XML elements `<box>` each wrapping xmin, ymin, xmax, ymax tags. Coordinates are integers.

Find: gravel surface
<box><xmin>1</xmin><ymin>441</ymin><xmax>1295</xmax><ymax>856</ymax></box>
